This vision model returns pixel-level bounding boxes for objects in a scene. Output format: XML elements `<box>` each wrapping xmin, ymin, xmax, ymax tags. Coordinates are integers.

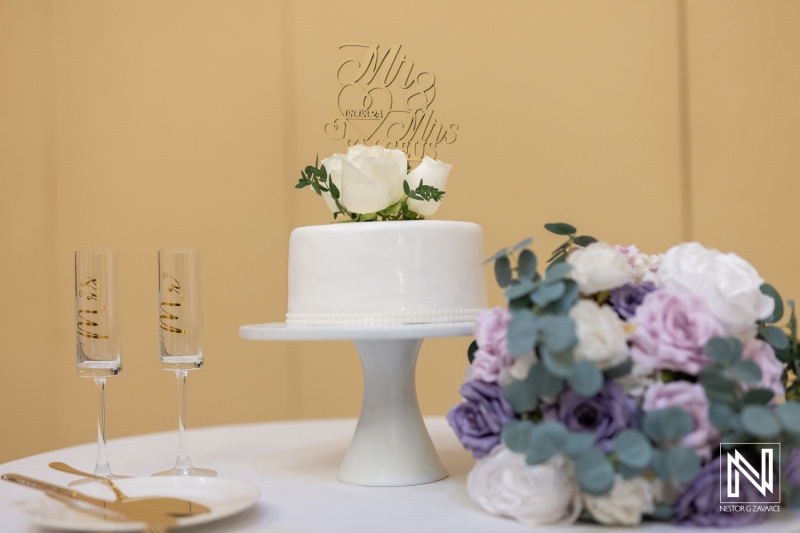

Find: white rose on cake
<box><xmin>404</xmin><ymin>156</ymin><xmax>452</xmax><ymax>216</ymax></box>
<box><xmin>656</xmin><ymin>242</ymin><xmax>774</xmax><ymax>334</ymax></box>
<box><xmin>320</xmin><ymin>144</ymin><xmax>407</xmax><ymax>214</ymax></box>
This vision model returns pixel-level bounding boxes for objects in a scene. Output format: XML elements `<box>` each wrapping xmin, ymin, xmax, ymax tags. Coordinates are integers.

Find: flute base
<box><xmin>152</xmin><ymin>466</ymin><xmax>217</xmax><ymax>477</ymax></box>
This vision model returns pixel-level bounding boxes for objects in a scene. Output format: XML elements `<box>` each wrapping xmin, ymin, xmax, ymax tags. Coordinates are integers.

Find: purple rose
<box><xmin>471</xmin><ymin>307</ymin><xmax>512</xmax><ymax>383</ymax></box>
<box><xmin>672</xmin><ymin>456</ymin><xmax>769</xmax><ymax>527</ymax></box>
<box><xmin>642</xmin><ymin>381</ymin><xmax>718</xmax><ymax>460</ymax></box>
<box><xmin>544</xmin><ymin>380</ymin><xmax>637</xmax><ymax>451</ymax></box>
<box><xmin>630</xmin><ymin>289</ymin><xmax>725</xmax><ymax>375</ymax></box>
<box><xmin>447</xmin><ymin>380</ymin><xmax>514</xmax><ymax>458</ymax></box>
<box><xmin>609</xmin><ymin>282</ymin><xmax>656</xmax><ymax>320</ymax></box>
<box><xmin>741</xmin><ymin>338</ymin><xmax>785</xmax><ymax>400</ymax></box>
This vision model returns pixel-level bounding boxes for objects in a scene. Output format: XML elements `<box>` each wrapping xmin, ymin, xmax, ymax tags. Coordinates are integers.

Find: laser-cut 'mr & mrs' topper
<box><xmin>324</xmin><ymin>43</ymin><xmax>459</xmax><ymax>162</ymax></box>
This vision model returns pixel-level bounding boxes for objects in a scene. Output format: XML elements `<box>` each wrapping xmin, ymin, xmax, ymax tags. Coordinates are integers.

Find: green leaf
<box><xmin>531</xmin><ymin>281</ymin><xmax>565</xmax><ymax>308</ymax></box>
<box><xmin>502</xmin><ymin>420</ymin><xmax>534</xmax><ymax>454</ymax></box>
<box><xmin>708</xmin><ymin>403</ymin><xmax>737</xmax><ymax>432</ymax></box>
<box><xmin>329</xmin><ymin>180</ymin><xmax>340</xmax><ymax>200</ymax></box>
<box><xmin>544</xmin><ymin>222</ymin><xmax>577</xmax><ymax>236</ymax></box>
<box><xmin>733</xmin><ymin>360</ymin><xmax>762</xmax><ymax>383</ymax></box>
<box><xmin>651</xmin><ymin>449</ymin><xmax>669</xmax><ymax>480</ymax></box>
<box><xmin>575</xmin><ymin>449</ymin><xmax>615</xmax><ymax>496</ymax></box>
<box><xmin>507</xmin><ymin>309</ymin><xmax>538</xmax><ymax>356</ymax></box>
<box><xmin>568</xmin><ymin>361</ymin><xmax>603</xmax><ymax>397</ymax></box>
<box><xmin>603</xmin><ymin>358</ymin><xmax>633</xmax><ymax>380</ymax></box>
<box><xmin>572</xmin><ymin>235</ymin><xmax>598</xmax><ymax>247</ymax></box>
<box><xmin>666</xmin><ymin>447</ymin><xmax>700</xmax><ymax>484</ymax></box>
<box><xmin>761</xmin><ymin>283</ymin><xmax>784</xmax><ymax>323</ymax></box>
<box><xmin>526</xmin><ymin>421</ymin><xmax>569</xmax><ymax>464</ymax></box>
<box><xmin>505</xmin><ymin>279</ymin><xmax>536</xmax><ymax>300</ymax></box>
<box><xmin>564</xmin><ymin>432</ymin><xmax>595</xmax><ymax>459</ymax></box>
<box><xmin>704</xmin><ymin>337</ymin><xmax>742</xmax><ymax>365</ymax></box>
<box><xmin>467</xmin><ymin>340</ymin><xmax>478</xmax><ymax>364</ymax></box>
<box><xmin>528</xmin><ymin>362</ymin><xmax>564</xmax><ymax>399</ymax></box>
<box><xmin>542</xmin><ymin>280</ymin><xmax>579</xmax><ymax>316</ymax></box>
<box><xmin>643</xmin><ymin>407</ymin><xmax>694</xmax><ymax>443</ymax></box>
<box><xmin>742</xmin><ymin>389</ymin><xmax>774</xmax><ymax>406</ymax></box>
<box><xmin>740</xmin><ymin>405</ymin><xmax>781</xmax><ymax>438</ymax></box>
<box><xmin>511</xmin><ymin>238</ymin><xmax>533</xmax><ymax>252</ymax></box>
<box><xmin>310</xmin><ymin>180</ymin><xmax>322</xmax><ymax>195</ymax></box>
<box><xmin>541</xmin><ymin>347</ymin><xmax>576</xmax><ymax>379</ymax></box>
<box><xmin>759</xmin><ymin>323</ymin><xmax>790</xmax><ymax>350</ymax></box>
<box><xmin>613</xmin><ymin>430</ymin><xmax>653</xmax><ymax>471</ymax></box>
<box><xmin>504</xmin><ymin>379</ymin><xmax>538</xmax><ymax>413</ymax></box>
<box><xmin>649</xmin><ymin>506</ymin><xmax>673</xmax><ymax>522</ymax></box>
<box><xmin>538</xmin><ymin>315</ymin><xmax>577</xmax><ymax>353</ymax></box>
<box><xmin>774</xmin><ymin>402</ymin><xmax>800</xmax><ymax>434</ymax></box>
<box><xmin>484</xmin><ymin>247</ymin><xmax>509</xmax><ymax>265</ymax></box>
<box><xmin>402</xmin><ymin>180</ymin><xmax>411</xmax><ymax>196</ymax></box>
<box><xmin>545</xmin><ymin>262</ymin><xmax>572</xmax><ymax>279</ymax></box>
<box><xmin>699</xmin><ymin>370</ymin><xmax>739</xmax><ymax>405</ymax></box>
<box><xmin>517</xmin><ymin>249</ymin><xmax>538</xmax><ymax>281</ymax></box>
<box><xmin>494</xmin><ymin>256</ymin><xmax>512</xmax><ymax>288</ymax></box>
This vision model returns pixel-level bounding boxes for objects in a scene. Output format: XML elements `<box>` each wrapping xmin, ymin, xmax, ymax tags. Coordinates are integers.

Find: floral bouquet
<box><xmin>448</xmin><ymin>223</ymin><xmax>800</xmax><ymax>527</ymax></box>
<box><xmin>296</xmin><ymin>144</ymin><xmax>450</xmax><ymax>222</ymax></box>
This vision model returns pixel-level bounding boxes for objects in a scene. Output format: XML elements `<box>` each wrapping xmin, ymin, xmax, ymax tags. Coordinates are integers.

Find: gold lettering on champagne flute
<box><xmin>76</xmin><ymin>277</ymin><xmax>108</xmax><ymax>342</ymax></box>
<box><xmin>160</xmin><ymin>273</ymin><xmax>187</xmax><ymax>334</ymax></box>
<box><xmin>324</xmin><ymin>43</ymin><xmax>460</xmax><ymax>162</ymax></box>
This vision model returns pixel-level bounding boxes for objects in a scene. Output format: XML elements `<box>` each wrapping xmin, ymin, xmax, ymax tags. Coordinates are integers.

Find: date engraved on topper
<box><xmin>325</xmin><ymin>43</ymin><xmax>459</xmax><ymax>161</ymax></box>
<box><xmin>77</xmin><ymin>277</ymin><xmax>109</xmax><ymax>342</ymax></box>
<box><xmin>160</xmin><ymin>273</ymin><xmax>188</xmax><ymax>335</ymax></box>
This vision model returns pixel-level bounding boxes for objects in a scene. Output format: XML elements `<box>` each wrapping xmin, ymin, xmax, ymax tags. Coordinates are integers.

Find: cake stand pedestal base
<box><xmin>339</xmin><ymin>338</ymin><xmax>447</xmax><ymax>486</ymax></box>
<box><xmin>239</xmin><ymin>322</ymin><xmax>474</xmax><ymax>487</ymax></box>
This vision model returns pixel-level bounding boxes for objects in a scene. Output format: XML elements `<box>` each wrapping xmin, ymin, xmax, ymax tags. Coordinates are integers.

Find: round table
<box><xmin>1</xmin><ymin>419</ymin><xmax>798</xmax><ymax>532</ymax></box>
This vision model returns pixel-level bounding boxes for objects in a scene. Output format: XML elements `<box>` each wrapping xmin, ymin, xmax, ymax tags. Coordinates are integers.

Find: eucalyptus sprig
<box><xmin>544</xmin><ymin>223</ymin><xmax>598</xmax><ymax>264</ymax></box>
<box><xmin>296</xmin><ymin>156</ymin><xmax>445</xmax><ymax>222</ymax></box>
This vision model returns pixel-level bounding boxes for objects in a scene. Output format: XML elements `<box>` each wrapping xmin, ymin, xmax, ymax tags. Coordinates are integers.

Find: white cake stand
<box><xmin>239</xmin><ymin>322</ymin><xmax>474</xmax><ymax>487</ymax></box>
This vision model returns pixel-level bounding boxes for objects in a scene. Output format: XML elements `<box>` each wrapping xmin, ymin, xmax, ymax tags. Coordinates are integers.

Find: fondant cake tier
<box><xmin>286</xmin><ymin>221</ymin><xmax>488</xmax><ymax>326</ymax></box>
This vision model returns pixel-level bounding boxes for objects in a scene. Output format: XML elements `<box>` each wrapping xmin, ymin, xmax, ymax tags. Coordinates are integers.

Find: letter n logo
<box><xmin>720</xmin><ymin>443</ymin><xmax>780</xmax><ymax>504</ymax></box>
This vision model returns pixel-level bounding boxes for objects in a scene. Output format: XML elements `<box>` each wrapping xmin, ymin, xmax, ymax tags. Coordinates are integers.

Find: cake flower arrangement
<box><xmin>448</xmin><ymin>223</ymin><xmax>800</xmax><ymax>527</ymax></box>
<box><xmin>296</xmin><ymin>144</ymin><xmax>450</xmax><ymax>221</ymax></box>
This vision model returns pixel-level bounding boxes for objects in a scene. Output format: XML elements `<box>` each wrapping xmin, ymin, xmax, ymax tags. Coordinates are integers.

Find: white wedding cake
<box><xmin>286</xmin><ymin>220</ymin><xmax>487</xmax><ymax>326</ymax></box>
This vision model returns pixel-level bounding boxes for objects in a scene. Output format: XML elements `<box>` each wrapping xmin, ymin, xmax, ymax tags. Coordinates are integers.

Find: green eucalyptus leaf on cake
<box><xmin>525</xmin><ymin>421</ymin><xmax>569</xmax><ymax>465</ymax></box>
<box><xmin>544</xmin><ymin>223</ymin><xmax>577</xmax><ymax>236</ymax></box>
<box><xmin>760</xmin><ymin>283</ymin><xmax>784</xmax><ymax>323</ymax></box>
<box><xmin>567</xmin><ymin>361</ymin><xmax>603</xmax><ymax>397</ymax></box>
<box><xmin>740</xmin><ymin>404</ymin><xmax>781</xmax><ymax>438</ymax></box>
<box><xmin>575</xmin><ymin>449</ymin><xmax>615</xmax><ymax>496</ymax></box>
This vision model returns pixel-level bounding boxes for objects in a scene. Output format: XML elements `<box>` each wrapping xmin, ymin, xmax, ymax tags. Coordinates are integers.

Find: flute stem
<box><xmin>174</xmin><ymin>370</ymin><xmax>193</xmax><ymax>471</ymax></box>
<box><xmin>93</xmin><ymin>377</ymin><xmax>112</xmax><ymax>478</ymax></box>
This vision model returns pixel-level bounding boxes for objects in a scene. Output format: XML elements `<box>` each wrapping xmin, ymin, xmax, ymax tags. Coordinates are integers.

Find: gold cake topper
<box><xmin>325</xmin><ymin>43</ymin><xmax>459</xmax><ymax>161</ymax></box>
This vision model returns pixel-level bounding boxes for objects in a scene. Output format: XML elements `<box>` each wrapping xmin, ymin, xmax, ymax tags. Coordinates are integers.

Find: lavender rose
<box><xmin>642</xmin><ymin>382</ymin><xmax>718</xmax><ymax>460</ymax></box>
<box><xmin>447</xmin><ymin>380</ymin><xmax>514</xmax><ymax>458</ymax></box>
<box><xmin>741</xmin><ymin>338</ymin><xmax>785</xmax><ymax>400</ymax></box>
<box><xmin>630</xmin><ymin>289</ymin><xmax>724</xmax><ymax>374</ymax></box>
<box><xmin>609</xmin><ymin>282</ymin><xmax>657</xmax><ymax>320</ymax></box>
<box><xmin>471</xmin><ymin>307</ymin><xmax>513</xmax><ymax>383</ymax></box>
<box><xmin>672</xmin><ymin>456</ymin><xmax>769</xmax><ymax>527</ymax></box>
<box><xmin>544</xmin><ymin>380</ymin><xmax>637</xmax><ymax>451</ymax></box>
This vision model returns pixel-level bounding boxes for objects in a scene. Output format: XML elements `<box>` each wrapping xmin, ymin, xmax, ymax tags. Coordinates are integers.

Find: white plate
<box><xmin>20</xmin><ymin>476</ymin><xmax>260</xmax><ymax>531</ymax></box>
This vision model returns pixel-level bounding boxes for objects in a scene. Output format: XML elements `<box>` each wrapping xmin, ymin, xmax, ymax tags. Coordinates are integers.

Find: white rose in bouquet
<box><xmin>467</xmin><ymin>446</ymin><xmax>582</xmax><ymax>526</ymax></box>
<box><xmin>404</xmin><ymin>156</ymin><xmax>452</xmax><ymax>216</ymax></box>
<box><xmin>570</xmin><ymin>299</ymin><xmax>629</xmax><ymax>370</ymax></box>
<box><xmin>568</xmin><ymin>242</ymin><xmax>631</xmax><ymax>294</ymax></box>
<box><xmin>582</xmin><ymin>476</ymin><xmax>656</xmax><ymax>526</ymax></box>
<box><xmin>657</xmin><ymin>242</ymin><xmax>774</xmax><ymax>334</ymax></box>
<box><xmin>320</xmin><ymin>144</ymin><xmax>407</xmax><ymax>214</ymax></box>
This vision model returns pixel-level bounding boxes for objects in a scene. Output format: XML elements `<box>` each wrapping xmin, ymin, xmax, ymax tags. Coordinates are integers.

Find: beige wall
<box><xmin>1</xmin><ymin>0</ymin><xmax>798</xmax><ymax>464</ymax></box>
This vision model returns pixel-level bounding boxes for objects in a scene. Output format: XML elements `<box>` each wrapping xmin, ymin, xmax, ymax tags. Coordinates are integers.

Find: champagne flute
<box><xmin>153</xmin><ymin>249</ymin><xmax>216</xmax><ymax>477</ymax></box>
<box><xmin>74</xmin><ymin>249</ymin><xmax>126</xmax><ymax>483</ymax></box>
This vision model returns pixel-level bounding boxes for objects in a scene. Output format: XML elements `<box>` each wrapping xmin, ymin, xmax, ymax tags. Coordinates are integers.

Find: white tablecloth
<box><xmin>1</xmin><ymin>418</ymin><xmax>798</xmax><ymax>532</ymax></box>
